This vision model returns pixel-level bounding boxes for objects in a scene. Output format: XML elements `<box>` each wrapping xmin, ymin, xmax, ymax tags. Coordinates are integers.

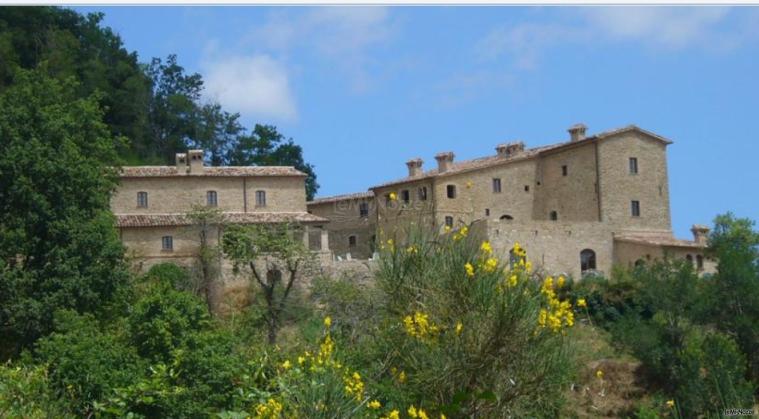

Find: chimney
<box><xmin>435</xmin><ymin>152</ymin><xmax>454</xmax><ymax>173</ymax></box>
<box><xmin>406</xmin><ymin>158</ymin><xmax>423</xmax><ymax>177</ymax></box>
<box><xmin>187</xmin><ymin>149</ymin><xmax>204</xmax><ymax>173</ymax></box>
<box><xmin>496</xmin><ymin>141</ymin><xmax>525</xmax><ymax>158</ymax></box>
<box><xmin>691</xmin><ymin>224</ymin><xmax>710</xmax><ymax>245</ymax></box>
<box><xmin>175</xmin><ymin>153</ymin><xmax>187</xmax><ymax>171</ymax></box>
<box><xmin>568</xmin><ymin>123</ymin><xmax>587</xmax><ymax>142</ymax></box>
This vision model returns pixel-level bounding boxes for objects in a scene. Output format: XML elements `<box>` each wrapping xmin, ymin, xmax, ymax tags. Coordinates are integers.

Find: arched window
<box><xmin>550</xmin><ymin>211</ymin><xmax>558</xmax><ymax>221</ymax></box>
<box><xmin>580</xmin><ymin>249</ymin><xmax>596</xmax><ymax>272</ymax></box>
<box><xmin>500</xmin><ymin>214</ymin><xmax>514</xmax><ymax>221</ymax></box>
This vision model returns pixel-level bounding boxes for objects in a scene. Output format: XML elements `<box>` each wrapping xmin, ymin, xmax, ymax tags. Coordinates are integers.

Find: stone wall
<box><xmin>308</xmin><ymin>197</ymin><xmax>376</xmax><ymax>259</ymax></box>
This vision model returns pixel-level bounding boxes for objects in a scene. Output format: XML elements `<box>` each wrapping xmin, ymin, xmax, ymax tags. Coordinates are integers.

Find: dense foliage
<box><xmin>0</xmin><ymin>6</ymin><xmax>319</xmax><ymax>199</ymax></box>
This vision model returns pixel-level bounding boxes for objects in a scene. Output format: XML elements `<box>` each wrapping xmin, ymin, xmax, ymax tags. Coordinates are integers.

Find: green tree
<box><xmin>0</xmin><ymin>69</ymin><xmax>130</xmax><ymax>356</ymax></box>
<box><xmin>227</xmin><ymin>124</ymin><xmax>320</xmax><ymax>200</ymax></box>
<box><xmin>222</xmin><ymin>223</ymin><xmax>314</xmax><ymax>344</ymax></box>
<box><xmin>187</xmin><ymin>205</ymin><xmax>225</xmax><ymax>310</ymax></box>
<box><xmin>704</xmin><ymin>213</ymin><xmax>759</xmax><ymax>382</ymax></box>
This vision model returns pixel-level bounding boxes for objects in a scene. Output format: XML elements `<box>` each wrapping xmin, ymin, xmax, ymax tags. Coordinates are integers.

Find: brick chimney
<box><xmin>568</xmin><ymin>123</ymin><xmax>587</xmax><ymax>142</ymax></box>
<box><xmin>187</xmin><ymin>149</ymin><xmax>204</xmax><ymax>173</ymax></box>
<box><xmin>435</xmin><ymin>152</ymin><xmax>454</xmax><ymax>173</ymax></box>
<box><xmin>496</xmin><ymin>141</ymin><xmax>525</xmax><ymax>157</ymax></box>
<box><xmin>691</xmin><ymin>224</ymin><xmax>710</xmax><ymax>245</ymax></box>
<box><xmin>406</xmin><ymin>158</ymin><xmax>423</xmax><ymax>177</ymax></box>
<box><xmin>175</xmin><ymin>153</ymin><xmax>187</xmax><ymax>171</ymax></box>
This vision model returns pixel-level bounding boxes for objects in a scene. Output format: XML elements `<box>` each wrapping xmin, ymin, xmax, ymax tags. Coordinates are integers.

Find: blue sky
<box><xmin>75</xmin><ymin>6</ymin><xmax>759</xmax><ymax>238</ymax></box>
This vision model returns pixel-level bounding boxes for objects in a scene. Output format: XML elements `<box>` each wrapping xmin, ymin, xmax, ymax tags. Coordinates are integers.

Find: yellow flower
<box><xmin>441</xmin><ymin>415</ymin><xmax>447</xmax><ymax>419</ymax></box>
<box><xmin>465</xmin><ymin>262</ymin><xmax>475</xmax><ymax>277</ymax></box>
<box><xmin>297</xmin><ymin>356</ymin><xmax>305</xmax><ymax>365</ymax></box>
<box><xmin>577</xmin><ymin>298</ymin><xmax>587</xmax><ymax>308</ymax></box>
<box><xmin>281</xmin><ymin>360</ymin><xmax>291</xmax><ymax>370</ymax></box>
<box><xmin>398</xmin><ymin>370</ymin><xmax>407</xmax><ymax>383</ymax></box>
<box><xmin>525</xmin><ymin>261</ymin><xmax>532</xmax><ymax>272</ymax></box>
<box><xmin>382</xmin><ymin>410</ymin><xmax>400</xmax><ymax>419</ymax></box>
<box><xmin>460</xmin><ymin>226</ymin><xmax>468</xmax><ymax>236</ymax></box>
<box><xmin>408</xmin><ymin>406</ymin><xmax>418</xmax><ymax>418</ymax></box>
<box><xmin>666</xmin><ymin>400</ymin><xmax>675</xmax><ymax>408</ymax></box>
<box><xmin>508</xmin><ymin>274</ymin><xmax>518</xmax><ymax>287</ymax></box>
<box><xmin>389</xmin><ymin>192</ymin><xmax>398</xmax><ymax>201</ymax></box>
<box><xmin>480</xmin><ymin>241</ymin><xmax>493</xmax><ymax>254</ymax></box>
<box><xmin>482</xmin><ymin>257</ymin><xmax>498</xmax><ymax>273</ymax></box>
<box><xmin>368</xmin><ymin>400</ymin><xmax>381</xmax><ymax>409</ymax></box>
<box><xmin>324</xmin><ymin>316</ymin><xmax>332</xmax><ymax>327</ymax></box>
<box><xmin>418</xmin><ymin>409</ymin><xmax>429</xmax><ymax>419</ymax></box>
<box><xmin>455</xmin><ymin>321</ymin><xmax>463</xmax><ymax>335</ymax></box>
<box><xmin>254</xmin><ymin>398</ymin><xmax>283</xmax><ymax>419</ymax></box>
<box><xmin>596</xmin><ymin>369</ymin><xmax>604</xmax><ymax>379</ymax></box>
<box><xmin>466</xmin><ymin>181</ymin><xmax>473</xmax><ymax>188</ymax></box>
<box><xmin>557</xmin><ymin>275</ymin><xmax>566</xmax><ymax>288</ymax></box>
<box><xmin>406</xmin><ymin>245</ymin><xmax>418</xmax><ymax>254</ymax></box>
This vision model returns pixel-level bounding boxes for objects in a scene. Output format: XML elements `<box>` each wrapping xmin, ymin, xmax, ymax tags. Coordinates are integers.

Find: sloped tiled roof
<box><xmin>116</xmin><ymin>212</ymin><xmax>328</xmax><ymax>227</ymax></box>
<box><xmin>119</xmin><ymin>166</ymin><xmax>306</xmax><ymax>178</ymax></box>
<box><xmin>308</xmin><ymin>191</ymin><xmax>374</xmax><ymax>206</ymax></box>
<box><xmin>370</xmin><ymin>125</ymin><xmax>672</xmax><ymax>190</ymax></box>
<box><xmin>614</xmin><ymin>233</ymin><xmax>705</xmax><ymax>249</ymax></box>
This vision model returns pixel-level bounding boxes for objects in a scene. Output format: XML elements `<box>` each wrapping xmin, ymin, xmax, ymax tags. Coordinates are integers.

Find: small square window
<box><xmin>256</xmin><ymin>190</ymin><xmax>266</xmax><ymax>207</ymax></box>
<box><xmin>444</xmin><ymin>216</ymin><xmax>454</xmax><ymax>227</ymax></box>
<box><xmin>162</xmin><ymin>236</ymin><xmax>173</xmax><ymax>251</ymax></box>
<box><xmin>137</xmin><ymin>191</ymin><xmax>148</xmax><ymax>208</ymax></box>
<box><xmin>359</xmin><ymin>202</ymin><xmax>369</xmax><ymax>218</ymax></box>
<box><xmin>629</xmin><ymin>157</ymin><xmax>638</xmax><ymax>174</ymax></box>
<box><xmin>485</xmin><ymin>208</ymin><xmax>490</xmax><ymax>216</ymax></box>
<box><xmin>524</xmin><ymin>185</ymin><xmax>530</xmax><ymax>192</ymax></box>
<box><xmin>550</xmin><ymin>211</ymin><xmax>558</xmax><ymax>221</ymax></box>
<box><xmin>348</xmin><ymin>235</ymin><xmax>357</xmax><ymax>247</ymax></box>
<box><xmin>401</xmin><ymin>190</ymin><xmax>410</xmax><ymax>204</ymax></box>
<box><xmin>492</xmin><ymin>178</ymin><xmax>502</xmax><ymax>193</ymax></box>
<box><xmin>446</xmin><ymin>184</ymin><xmax>456</xmax><ymax>199</ymax></box>
<box><xmin>562</xmin><ymin>165</ymin><xmax>568</xmax><ymax>176</ymax></box>
<box><xmin>631</xmin><ymin>200</ymin><xmax>640</xmax><ymax>217</ymax></box>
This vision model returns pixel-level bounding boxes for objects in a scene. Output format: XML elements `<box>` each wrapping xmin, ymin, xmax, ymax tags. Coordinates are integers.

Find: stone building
<box><xmin>307</xmin><ymin>192</ymin><xmax>376</xmax><ymax>260</ymax></box>
<box><xmin>318</xmin><ymin>123</ymin><xmax>713</xmax><ymax>279</ymax></box>
<box><xmin>111</xmin><ymin>149</ymin><xmax>329</xmax><ymax>272</ymax></box>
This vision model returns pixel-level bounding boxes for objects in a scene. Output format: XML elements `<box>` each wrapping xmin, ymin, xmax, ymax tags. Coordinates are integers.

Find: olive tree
<box><xmin>221</xmin><ymin>223</ymin><xmax>313</xmax><ymax>344</ymax></box>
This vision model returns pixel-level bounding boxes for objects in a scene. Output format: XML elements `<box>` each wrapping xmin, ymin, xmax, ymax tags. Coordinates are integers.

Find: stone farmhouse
<box><xmin>111</xmin><ymin>124</ymin><xmax>714</xmax><ymax>281</ymax></box>
<box><xmin>308</xmin><ymin>124</ymin><xmax>715</xmax><ymax>279</ymax></box>
<box><xmin>111</xmin><ymin>149</ymin><xmax>331</xmax><ymax>273</ymax></box>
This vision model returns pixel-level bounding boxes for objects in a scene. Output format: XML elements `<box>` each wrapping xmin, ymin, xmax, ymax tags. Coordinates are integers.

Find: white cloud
<box><xmin>246</xmin><ymin>7</ymin><xmax>395</xmax><ymax>93</ymax></box>
<box><xmin>202</xmin><ymin>54</ymin><xmax>297</xmax><ymax>122</ymax></box>
<box><xmin>476</xmin><ymin>7</ymin><xmax>747</xmax><ymax>68</ymax></box>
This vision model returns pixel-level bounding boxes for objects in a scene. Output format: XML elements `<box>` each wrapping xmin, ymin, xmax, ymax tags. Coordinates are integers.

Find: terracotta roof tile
<box><xmin>119</xmin><ymin>166</ymin><xmax>306</xmax><ymax>178</ymax></box>
<box><xmin>614</xmin><ymin>233</ymin><xmax>705</xmax><ymax>249</ymax></box>
<box><xmin>116</xmin><ymin>212</ymin><xmax>328</xmax><ymax>227</ymax></box>
<box><xmin>308</xmin><ymin>191</ymin><xmax>374</xmax><ymax>205</ymax></box>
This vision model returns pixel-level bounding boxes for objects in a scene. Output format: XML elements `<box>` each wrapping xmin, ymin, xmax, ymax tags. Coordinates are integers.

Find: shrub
<box><xmin>0</xmin><ymin>362</ymin><xmax>72</xmax><ymax>418</ymax></box>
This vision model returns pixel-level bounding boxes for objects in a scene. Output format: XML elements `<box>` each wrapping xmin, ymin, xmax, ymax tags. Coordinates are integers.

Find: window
<box><xmin>162</xmin><ymin>236</ymin><xmax>173</xmax><ymax>251</ymax></box>
<box><xmin>359</xmin><ymin>202</ymin><xmax>369</xmax><ymax>218</ymax></box>
<box><xmin>500</xmin><ymin>214</ymin><xmax>514</xmax><ymax>221</ymax></box>
<box><xmin>580</xmin><ymin>249</ymin><xmax>596</xmax><ymax>272</ymax></box>
<box><xmin>401</xmin><ymin>189</ymin><xmax>410</xmax><ymax>204</ymax></box>
<box><xmin>524</xmin><ymin>185</ymin><xmax>530</xmax><ymax>192</ymax></box>
<box><xmin>444</xmin><ymin>216</ymin><xmax>454</xmax><ymax>227</ymax></box>
<box><xmin>485</xmin><ymin>208</ymin><xmax>490</xmax><ymax>216</ymax></box>
<box><xmin>629</xmin><ymin>157</ymin><xmax>638</xmax><ymax>174</ymax></box>
<box><xmin>418</xmin><ymin>186</ymin><xmax>428</xmax><ymax>201</ymax></box>
<box><xmin>686</xmin><ymin>254</ymin><xmax>693</xmax><ymax>265</ymax></box>
<box><xmin>348</xmin><ymin>235</ymin><xmax>357</xmax><ymax>247</ymax></box>
<box><xmin>256</xmin><ymin>190</ymin><xmax>266</xmax><ymax>207</ymax></box>
<box><xmin>696</xmin><ymin>255</ymin><xmax>704</xmax><ymax>270</ymax></box>
<box><xmin>446</xmin><ymin>184</ymin><xmax>456</xmax><ymax>199</ymax></box>
<box><xmin>492</xmin><ymin>178</ymin><xmax>502</xmax><ymax>193</ymax></box>
<box><xmin>631</xmin><ymin>200</ymin><xmax>640</xmax><ymax>217</ymax></box>
<box><xmin>550</xmin><ymin>211</ymin><xmax>558</xmax><ymax>221</ymax></box>
<box><xmin>206</xmin><ymin>190</ymin><xmax>218</xmax><ymax>207</ymax></box>
<box><xmin>137</xmin><ymin>191</ymin><xmax>148</xmax><ymax>208</ymax></box>
<box><xmin>562</xmin><ymin>165</ymin><xmax>568</xmax><ymax>176</ymax></box>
